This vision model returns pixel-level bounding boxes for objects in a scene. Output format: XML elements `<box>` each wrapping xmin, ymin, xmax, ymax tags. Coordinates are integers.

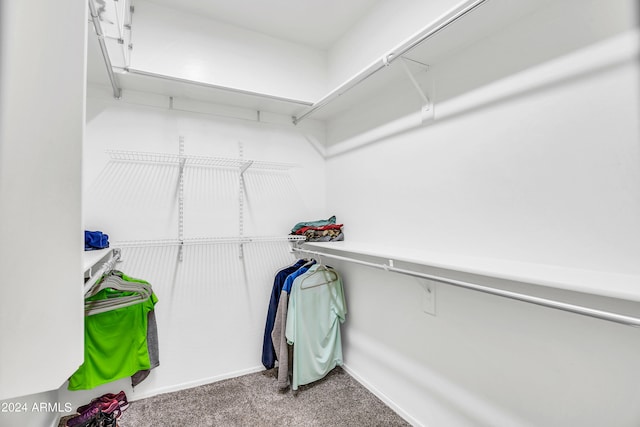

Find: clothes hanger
<box><xmin>86</xmin><ymin>274</ymin><xmax>151</xmax><ymax>305</ymax></box>
<box><xmin>94</xmin><ymin>273</ymin><xmax>152</xmax><ymax>300</ymax></box>
<box><xmin>85</xmin><ymin>288</ymin><xmax>151</xmax><ymax>315</ymax></box>
<box><xmin>85</xmin><ymin>272</ymin><xmax>152</xmax><ymax>316</ymax></box>
<box><xmin>299</xmin><ymin>255</ymin><xmax>339</xmax><ymax>289</ymax></box>
<box><xmin>299</xmin><ymin>268</ymin><xmax>339</xmax><ymax>290</ymax></box>
<box><xmin>85</xmin><ymin>280</ymin><xmax>151</xmax><ymax>312</ymax></box>
<box><xmin>300</xmin><ymin>258</ymin><xmax>316</xmax><ymax>268</ymax></box>
<box><xmin>312</xmin><ymin>253</ymin><xmax>334</xmax><ymax>274</ymax></box>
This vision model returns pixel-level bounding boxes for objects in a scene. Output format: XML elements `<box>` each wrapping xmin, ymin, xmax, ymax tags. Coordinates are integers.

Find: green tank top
<box><xmin>68</xmin><ymin>274</ymin><xmax>158</xmax><ymax>390</ymax></box>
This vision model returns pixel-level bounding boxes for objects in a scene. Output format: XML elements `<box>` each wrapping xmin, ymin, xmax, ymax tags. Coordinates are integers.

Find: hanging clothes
<box><xmin>131</xmin><ymin>309</ymin><xmax>160</xmax><ymax>387</ymax></box>
<box><xmin>285</xmin><ymin>264</ymin><xmax>347</xmax><ymax>390</ymax></box>
<box><xmin>261</xmin><ymin>259</ymin><xmax>308</xmax><ymax>370</ymax></box>
<box><xmin>271</xmin><ymin>260</ymin><xmax>316</xmax><ymax>390</ymax></box>
<box><xmin>69</xmin><ymin>273</ymin><xmax>158</xmax><ymax>390</ymax></box>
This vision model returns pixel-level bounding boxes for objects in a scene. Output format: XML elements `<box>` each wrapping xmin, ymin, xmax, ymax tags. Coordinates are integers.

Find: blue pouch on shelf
<box><xmin>85</xmin><ymin>230</ymin><xmax>110</xmax><ymax>251</ymax></box>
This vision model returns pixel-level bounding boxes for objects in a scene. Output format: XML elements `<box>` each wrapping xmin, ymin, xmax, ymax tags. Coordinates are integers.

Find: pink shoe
<box><xmin>76</xmin><ymin>390</ymin><xmax>129</xmax><ymax>414</ymax></box>
<box><xmin>66</xmin><ymin>399</ymin><xmax>120</xmax><ymax>427</ymax></box>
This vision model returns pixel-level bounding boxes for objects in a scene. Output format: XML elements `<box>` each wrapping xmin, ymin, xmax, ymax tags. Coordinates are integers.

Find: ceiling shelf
<box><xmin>293</xmin><ymin>0</ymin><xmax>550</xmax><ymax>123</ymax></box>
<box><xmin>89</xmin><ymin>0</ymin><xmax>549</xmax><ymax>122</ymax></box>
<box><xmin>114</xmin><ymin>67</ymin><xmax>314</xmax><ymax>117</ymax></box>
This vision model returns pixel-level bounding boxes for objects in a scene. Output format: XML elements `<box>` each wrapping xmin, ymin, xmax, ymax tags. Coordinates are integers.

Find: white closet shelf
<box><xmin>298</xmin><ymin>241</ymin><xmax>640</xmax><ymax>303</ymax></box>
<box><xmin>93</xmin><ymin>0</ymin><xmax>546</xmax><ymax>121</ymax></box>
<box><xmin>114</xmin><ymin>67</ymin><xmax>315</xmax><ymax>117</ymax></box>
<box><xmin>89</xmin><ymin>2</ymin><xmax>316</xmax><ymax>115</ymax></box>
<box><xmin>107</xmin><ymin>150</ymin><xmax>296</xmax><ymax>171</ymax></box>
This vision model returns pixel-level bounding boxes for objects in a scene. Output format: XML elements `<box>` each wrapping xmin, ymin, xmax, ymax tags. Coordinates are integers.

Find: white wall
<box><xmin>129</xmin><ymin>0</ymin><xmax>328</xmax><ymax>101</ymax></box>
<box><xmin>328</xmin><ymin>42</ymin><xmax>640</xmax><ymax>271</ymax></box>
<box><xmin>326</xmin><ymin>0</ymin><xmax>640</xmax><ymax>272</ymax></box>
<box><xmin>0</xmin><ymin>0</ymin><xmax>85</xmax><ymax>417</ymax></box>
<box><xmin>61</xmin><ymin>86</ymin><xmax>327</xmax><ymax>405</ymax></box>
<box><xmin>325</xmin><ymin>0</ymin><xmax>640</xmax><ymax>425</ymax></box>
<box><xmin>0</xmin><ymin>390</ymin><xmax>64</xmax><ymax>427</ymax></box>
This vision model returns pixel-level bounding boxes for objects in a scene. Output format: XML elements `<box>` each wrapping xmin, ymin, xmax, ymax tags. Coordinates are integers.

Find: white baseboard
<box><xmin>127</xmin><ymin>365</ymin><xmax>266</xmax><ymax>402</ymax></box>
<box><xmin>341</xmin><ymin>363</ymin><xmax>422</xmax><ymax>427</ymax></box>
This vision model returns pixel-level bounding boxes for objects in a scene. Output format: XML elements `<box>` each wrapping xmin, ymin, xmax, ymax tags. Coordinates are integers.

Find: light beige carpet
<box><xmin>113</xmin><ymin>367</ymin><xmax>410</xmax><ymax>427</ymax></box>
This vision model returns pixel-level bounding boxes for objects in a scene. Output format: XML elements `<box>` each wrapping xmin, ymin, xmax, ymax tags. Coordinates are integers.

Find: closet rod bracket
<box><xmin>399</xmin><ymin>57</ymin><xmax>433</xmax><ymax>122</ymax></box>
<box><xmin>419</xmin><ymin>280</ymin><xmax>437</xmax><ymax>316</ymax></box>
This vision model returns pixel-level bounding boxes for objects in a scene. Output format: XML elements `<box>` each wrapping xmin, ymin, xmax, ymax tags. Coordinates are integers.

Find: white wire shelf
<box><xmin>106</xmin><ymin>150</ymin><xmax>296</xmax><ymax>171</ymax></box>
<box><xmin>114</xmin><ymin>235</ymin><xmax>306</xmax><ymax>248</ymax></box>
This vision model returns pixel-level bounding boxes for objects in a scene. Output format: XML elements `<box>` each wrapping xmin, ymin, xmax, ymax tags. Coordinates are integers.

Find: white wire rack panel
<box><xmin>106</xmin><ymin>150</ymin><xmax>296</xmax><ymax>171</ymax></box>
<box><xmin>114</xmin><ymin>235</ymin><xmax>306</xmax><ymax>248</ymax></box>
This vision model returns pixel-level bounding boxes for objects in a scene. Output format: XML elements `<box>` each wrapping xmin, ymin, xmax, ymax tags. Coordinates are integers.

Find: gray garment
<box><xmin>132</xmin><ymin>309</ymin><xmax>160</xmax><ymax>387</ymax></box>
<box><xmin>271</xmin><ymin>291</ymin><xmax>292</xmax><ymax>390</ymax></box>
<box><xmin>147</xmin><ymin>309</ymin><xmax>160</xmax><ymax>368</ymax></box>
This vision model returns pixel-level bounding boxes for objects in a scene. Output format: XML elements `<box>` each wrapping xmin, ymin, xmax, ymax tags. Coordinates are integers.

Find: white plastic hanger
<box><xmin>85</xmin><ymin>272</ymin><xmax>152</xmax><ymax>316</ymax></box>
<box><xmin>300</xmin><ymin>255</ymin><xmax>339</xmax><ymax>289</ymax></box>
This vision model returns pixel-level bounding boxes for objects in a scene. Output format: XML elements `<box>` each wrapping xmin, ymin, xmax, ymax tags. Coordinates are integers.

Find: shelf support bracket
<box><xmin>239</xmin><ymin>160</ymin><xmax>254</xmax><ymax>176</ymax></box>
<box><xmin>399</xmin><ymin>57</ymin><xmax>434</xmax><ymax>122</ymax></box>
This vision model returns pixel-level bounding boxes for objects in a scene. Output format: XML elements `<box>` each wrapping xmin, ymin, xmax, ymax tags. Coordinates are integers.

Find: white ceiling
<box><xmin>143</xmin><ymin>0</ymin><xmax>379</xmax><ymax>50</ymax></box>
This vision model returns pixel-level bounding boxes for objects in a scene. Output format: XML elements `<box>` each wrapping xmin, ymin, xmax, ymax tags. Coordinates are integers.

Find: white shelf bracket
<box><xmin>239</xmin><ymin>160</ymin><xmax>254</xmax><ymax>176</ymax></box>
<box><xmin>399</xmin><ymin>57</ymin><xmax>434</xmax><ymax>122</ymax></box>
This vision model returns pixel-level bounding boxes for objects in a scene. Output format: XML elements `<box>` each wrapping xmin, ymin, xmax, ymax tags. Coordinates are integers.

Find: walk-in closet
<box><xmin>1</xmin><ymin>0</ymin><xmax>639</xmax><ymax>426</ymax></box>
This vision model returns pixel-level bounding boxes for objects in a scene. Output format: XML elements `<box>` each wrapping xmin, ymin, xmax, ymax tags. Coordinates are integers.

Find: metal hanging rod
<box><xmin>292</xmin><ymin>0</ymin><xmax>487</xmax><ymax>125</ymax></box>
<box><xmin>88</xmin><ymin>0</ymin><xmax>122</xmax><ymax>99</ymax></box>
<box><xmin>292</xmin><ymin>247</ymin><xmax>640</xmax><ymax>328</ymax></box>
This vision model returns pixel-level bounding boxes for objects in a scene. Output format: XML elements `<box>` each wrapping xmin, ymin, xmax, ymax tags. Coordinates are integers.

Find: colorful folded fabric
<box><xmin>290</xmin><ymin>216</ymin><xmax>344</xmax><ymax>242</ymax></box>
<box><xmin>293</xmin><ymin>223</ymin><xmax>344</xmax><ymax>235</ymax></box>
<box><xmin>290</xmin><ymin>215</ymin><xmax>336</xmax><ymax>234</ymax></box>
<box><xmin>301</xmin><ymin>227</ymin><xmax>344</xmax><ymax>242</ymax></box>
